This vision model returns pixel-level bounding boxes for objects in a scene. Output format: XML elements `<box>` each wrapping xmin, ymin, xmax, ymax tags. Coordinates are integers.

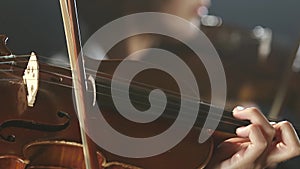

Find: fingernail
<box><xmin>234</xmin><ymin>106</ymin><xmax>245</xmax><ymax>112</ymax></box>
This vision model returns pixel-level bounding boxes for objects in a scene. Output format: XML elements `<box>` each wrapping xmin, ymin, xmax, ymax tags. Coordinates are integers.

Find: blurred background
<box><xmin>1</xmin><ymin>0</ymin><xmax>300</xmax><ymax>168</ymax></box>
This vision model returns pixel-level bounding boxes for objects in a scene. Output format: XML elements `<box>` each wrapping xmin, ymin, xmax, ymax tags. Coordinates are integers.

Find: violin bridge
<box><xmin>23</xmin><ymin>52</ymin><xmax>39</xmax><ymax>107</ymax></box>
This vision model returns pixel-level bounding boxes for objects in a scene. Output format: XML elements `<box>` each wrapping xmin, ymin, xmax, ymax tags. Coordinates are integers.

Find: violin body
<box><xmin>0</xmin><ymin>55</ymin><xmax>80</xmax><ymax>168</ymax></box>
<box><xmin>0</xmin><ymin>156</ymin><xmax>28</xmax><ymax>169</ymax></box>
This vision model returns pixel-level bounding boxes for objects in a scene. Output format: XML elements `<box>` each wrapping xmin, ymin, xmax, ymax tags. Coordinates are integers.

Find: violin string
<box><xmin>0</xmin><ymin>56</ymin><xmax>243</xmax><ymax>126</ymax></box>
<box><xmin>42</xmin><ymin>73</ymin><xmax>246</xmax><ymax>125</ymax></box>
<box><xmin>0</xmin><ymin>60</ymin><xmax>16</xmax><ymax>72</ymax></box>
<box><xmin>84</xmin><ymin>67</ymin><xmax>243</xmax><ymax>124</ymax></box>
<box><xmin>0</xmin><ymin>59</ymin><xmax>193</xmax><ymax>109</ymax></box>
<box><xmin>0</xmin><ymin>57</ymin><xmax>197</xmax><ymax>101</ymax></box>
<box><xmin>0</xmin><ymin>54</ymin><xmax>70</xmax><ymax>67</ymax></box>
<box><xmin>0</xmin><ymin>69</ymin><xmax>13</xmax><ymax>72</ymax></box>
<box><xmin>84</xmin><ymin>90</ymin><xmax>246</xmax><ymax>128</ymax></box>
<box><xmin>91</xmin><ymin>81</ymin><xmax>246</xmax><ymax>127</ymax></box>
<box><xmin>0</xmin><ymin>63</ymin><xmax>243</xmax><ymax>129</ymax></box>
<box><xmin>0</xmin><ymin>54</ymin><xmax>24</xmax><ymax>59</ymax></box>
<box><xmin>0</xmin><ymin>78</ymin><xmax>20</xmax><ymax>81</ymax></box>
<box><xmin>0</xmin><ymin>70</ymin><xmax>242</xmax><ymax>127</ymax></box>
<box><xmin>0</xmin><ymin>75</ymin><xmax>244</xmax><ymax>129</ymax></box>
<box><xmin>31</xmin><ymin>54</ymin><xmax>73</xmax><ymax>69</ymax></box>
<box><xmin>4</xmin><ymin>55</ymin><xmax>244</xmax><ymax>127</ymax></box>
<box><xmin>12</xmin><ymin>54</ymin><xmax>32</xmax><ymax>58</ymax></box>
<box><xmin>37</xmin><ymin>78</ymin><xmax>245</xmax><ymax>129</ymax></box>
<box><xmin>0</xmin><ymin>61</ymin><xmax>16</xmax><ymax>65</ymax></box>
<box><xmin>0</xmin><ymin>63</ymin><xmax>206</xmax><ymax>112</ymax></box>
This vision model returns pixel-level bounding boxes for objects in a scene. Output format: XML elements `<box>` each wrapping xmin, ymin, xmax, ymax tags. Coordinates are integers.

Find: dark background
<box><xmin>1</xmin><ymin>0</ymin><xmax>300</xmax><ymax>57</ymax></box>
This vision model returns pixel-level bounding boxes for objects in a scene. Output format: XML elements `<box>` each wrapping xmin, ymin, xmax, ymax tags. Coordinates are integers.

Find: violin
<box><xmin>0</xmin><ymin>30</ymin><xmax>253</xmax><ymax>169</ymax></box>
<box><xmin>0</xmin><ymin>1</ymin><xmax>299</xmax><ymax>169</ymax></box>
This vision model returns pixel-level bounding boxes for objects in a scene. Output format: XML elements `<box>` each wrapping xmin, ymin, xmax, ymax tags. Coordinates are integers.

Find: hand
<box><xmin>205</xmin><ymin>107</ymin><xmax>300</xmax><ymax>169</ymax></box>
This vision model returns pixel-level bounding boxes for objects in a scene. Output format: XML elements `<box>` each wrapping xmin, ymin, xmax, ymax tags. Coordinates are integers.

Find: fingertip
<box><xmin>233</xmin><ymin>106</ymin><xmax>245</xmax><ymax>113</ymax></box>
<box><xmin>232</xmin><ymin>106</ymin><xmax>247</xmax><ymax>120</ymax></box>
<box><xmin>236</xmin><ymin>126</ymin><xmax>247</xmax><ymax>136</ymax></box>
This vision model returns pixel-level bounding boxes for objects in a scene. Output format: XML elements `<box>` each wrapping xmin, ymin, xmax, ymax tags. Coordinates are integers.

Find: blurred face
<box><xmin>119</xmin><ymin>0</ymin><xmax>212</xmax><ymax>43</ymax></box>
<box><xmin>158</xmin><ymin>0</ymin><xmax>211</xmax><ymax>23</ymax></box>
<box><xmin>122</xmin><ymin>0</ymin><xmax>211</xmax><ymax>25</ymax></box>
<box><xmin>145</xmin><ymin>0</ymin><xmax>211</xmax><ymax>39</ymax></box>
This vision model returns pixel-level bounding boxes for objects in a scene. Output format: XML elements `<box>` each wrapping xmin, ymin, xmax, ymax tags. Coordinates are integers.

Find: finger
<box><xmin>212</xmin><ymin>139</ymin><xmax>247</xmax><ymax>164</ymax></box>
<box><xmin>233</xmin><ymin>106</ymin><xmax>245</xmax><ymax>113</ymax></box>
<box><xmin>267</xmin><ymin>121</ymin><xmax>300</xmax><ymax>163</ymax></box>
<box><xmin>275</xmin><ymin>121</ymin><xmax>300</xmax><ymax>147</ymax></box>
<box><xmin>233</xmin><ymin>107</ymin><xmax>275</xmax><ymax>143</ymax></box>
<box><xmin>243</xmin><ymin>125</ymin><xmax>268</xmax><ymax>160</ymax></box>
<box><xmin>221</xmin><ymin>124</ymin><xmax>267</xmax><ymax>168</ymax></box>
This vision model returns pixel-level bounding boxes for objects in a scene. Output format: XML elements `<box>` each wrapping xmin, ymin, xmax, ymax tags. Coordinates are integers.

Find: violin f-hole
<box><xmin>0</xmin><ymin>111</ymin><xmax>71</xmax><ymax>142</ymax></box>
